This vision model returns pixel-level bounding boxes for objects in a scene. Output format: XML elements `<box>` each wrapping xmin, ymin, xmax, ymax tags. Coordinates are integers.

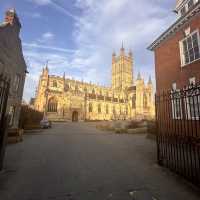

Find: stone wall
<box><xmin>0</xmin><ymin>9</ymin><xmax>27</xmax><ymax>128</ymax></box>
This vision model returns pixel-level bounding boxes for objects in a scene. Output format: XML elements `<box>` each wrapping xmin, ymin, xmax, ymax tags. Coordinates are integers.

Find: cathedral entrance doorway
<box><xmin>72</xmin><ymin>111</ymin><xmax>78</xmax><ymax>122</ymax></box>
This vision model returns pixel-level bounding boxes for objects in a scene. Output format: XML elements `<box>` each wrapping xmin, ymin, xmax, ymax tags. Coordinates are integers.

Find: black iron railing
<box><xmin>0</xmin><ymin>74</ymin><xmax>10</xmax><ymax>170</ymax></box>
<box><xmin>155</xmin><ymin>84</ymin><xmax>200</xmax><ymax>186</ymax></box>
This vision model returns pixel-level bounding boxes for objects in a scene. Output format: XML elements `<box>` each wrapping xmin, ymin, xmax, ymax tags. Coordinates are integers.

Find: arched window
<box><xmin>75</xmin><ymin>85</ymin><xmax>78</xmax><ymax>92</ymax></box>
<box><xmin>106</xmin><ymin>104</ymin><xmax>109</xmax><ymax>114</ymax></box>
<box><xmin>132</xmin><ymin>94</ymin><xmax>136</xmax><ymax>109</ymax></box>
<box><xmin>89</xmin><ymin>103</ymin><xmax>93</xmax><ymax>113</ymax></box>
<box><xmin>92</xmin><ymin>88</ymin><xmax>95</xmax><ymax>95</ymax></box>
<box><xmin>113</xmin><ymin>106</ymin><xmax>116</xmax><ymax>115</ymax></box>
<box><xmin>98</xmin><ymin>104</ymin><xmax>101</xmax><ymax>113</ymax></box>
<box><xmin>53</xmin><ymin>80</ymin><xmax>57</xmax><ymax>88</ymax></box>
<box><xmin>126</xmin><ymin>106</ymin><xmax>128</xmax><ymax>115</ymax></box>
<box><xmin>100</xmin><ymin>90</ymin><xmax>102</xmax><ymax>96</ymax></box>
<box><xmin>120</xmin><ymin>107</ymin><xmax>122</xmax><ymax>115</ymax></box>
<box><xmin>144</xmin><ymin>93</ymin><xmax>148</xmax><ymax>109</ymax></box>
<box><xmin>48</xmin><ymin>97</ymin><xmax>58</xmax><ymax>112</ymax></box>
<box><xmin>65</xmin><ymin>84</ymin><xmax>69</xmax><ymax>91</ymax></box>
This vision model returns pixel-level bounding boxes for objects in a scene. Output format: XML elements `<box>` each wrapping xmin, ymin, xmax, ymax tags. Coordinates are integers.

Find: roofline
<box><xmin>147</xmin><ymin>1</ymin><xmax>200</xmax><ymax>51</ymax></box>
<box><xmin>175</xmin><ymin>0</ymin><xmax>187</xmax><ymax>11</ymax></box>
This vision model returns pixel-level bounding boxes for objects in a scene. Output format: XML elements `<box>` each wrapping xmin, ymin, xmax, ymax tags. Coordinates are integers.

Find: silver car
<box><xmin>40</xmin><ymin>119</ymin><xmax>52</xmax><ymax>129</ymax></box>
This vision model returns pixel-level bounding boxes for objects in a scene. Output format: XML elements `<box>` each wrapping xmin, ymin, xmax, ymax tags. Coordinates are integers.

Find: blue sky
<box><xmin>0</xmin><ymin>0</ymin><xmax>176</xmax><ymax>102</ymax></box>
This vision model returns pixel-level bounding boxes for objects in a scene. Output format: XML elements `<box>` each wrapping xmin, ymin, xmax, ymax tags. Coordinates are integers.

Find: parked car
<box><xmin>40</xmin><ymin>119</ymin><xmax>52</xmax><ymax>129</ymax></box>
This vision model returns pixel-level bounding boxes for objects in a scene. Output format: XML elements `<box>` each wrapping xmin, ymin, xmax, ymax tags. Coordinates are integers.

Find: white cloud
<box><xmin>71</xmin><ymin>0</ymin><xmax>175</xmax><ymax>85</ymax></box>
<box><xmin>36</xmin><ymin>32</ymin><xmax>55</xmax><ymax>44</ymax></box>
<box><xmin>42</xmin><ymin>32</ymin><xmax>55</xmax><ymax>40</ymax></box>
<box><xmin>23</xmin><ymin>42</ymin><xmax>75</xmax><ymax>53</ymax></box>
<box><xmin>28</xmin><ymin>0</ymin><xmax>79</xmax><ymax>21</ymax></box>
<box><xmin>32</xmin><ymin>13</ymin><xmax>41</xmax><ymax>18</ymax></box>
<box><xmin>23</xmin><ymin>0</ymin><xmax>176</xmax><ymax>101</ymax></box>
<box><xmin>29</xmin><ymin>0</ymin><xmax>51</xmax><ymax>6</ymax></box>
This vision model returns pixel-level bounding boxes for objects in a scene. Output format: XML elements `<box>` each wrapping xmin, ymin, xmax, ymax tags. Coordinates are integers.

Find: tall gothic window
<box><xmin>126</xmin><ymin>106</ymin><xmax>128</xmax><ymax>115</ymax></box>
<box><xmin>48</xmin><ymin>97</ymin><xmax>58</xmax><ymax>112</ymax></box>
<box><xmin>92</xmin><ymin>88</ymin><xmax>95</xmax><ymax>95</ymax></box>
<box><xmin>53</xmin><ymin>80</ymin><xmax>57</xmax><ymax>88</ymax></box>
<box><xmin>143</xmin><ymin>93</ymin><xmax>148</xmax><ymax>109</ymax></box>
<box><xmin>132</xmin><ymin>94</ymin><xmax>136</xmax><ymax>109</ymax></box>
<box><xmin>98</xmin><ymin>104</ymin><xmax>101</xmax><ymax>113</ymax></box>
<box><xmin>75</xmin><ymin>85</ymin><xmax>78</xmax><ymax>92</ymax></box>
<box><xmin>106</xmin><ymin>104</ymin><xmax>109</xmax><ymax>114</ymax></box>
<box><xmin>89</xmin><ymin>103</ymin><xmax>93</xmax><ymax>113</ymax></box>
<box><xmin>113</xmin><ymin>106</ymin><xmax>116</xmax><ymax>115</ymax></box>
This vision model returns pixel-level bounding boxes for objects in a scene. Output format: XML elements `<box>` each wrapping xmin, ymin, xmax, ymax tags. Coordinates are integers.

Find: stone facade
<box><xmin>34</xmin><ymin>47</ymin><xmax>155</xmax><ymax>121</ymax></box>
<box><xmin>0</xmin><ymin>9</ymin><xmax>27</xmax><ymax>128</ymax></box>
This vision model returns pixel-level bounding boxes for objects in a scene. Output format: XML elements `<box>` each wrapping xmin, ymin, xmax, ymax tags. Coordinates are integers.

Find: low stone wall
<box><xmin>96</xmin><ymin>120</ymin><xmax>149</xmax><ymax>134</ymax></box>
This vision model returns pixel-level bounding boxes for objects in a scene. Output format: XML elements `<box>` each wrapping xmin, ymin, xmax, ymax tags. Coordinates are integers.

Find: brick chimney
<box><xmin>5</xmin><ymin>9</ymin><xmax>15</xmax><ymax>25</ymax></box>
<box><xmin>4</xmin><ymin>8</ymin><xmax>21</xmax><ymax>27</ymax></box>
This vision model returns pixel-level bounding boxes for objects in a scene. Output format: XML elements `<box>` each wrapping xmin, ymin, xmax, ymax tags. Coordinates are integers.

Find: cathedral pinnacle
<box><xmin>120</xmin><ymin>41</ymin><xmax>125</xmax><ymax>53</ymax></box>
<box><xmin>45</xmin><ymin>60</ymin><xmax>49</xmax><ymax>71</ymax></box>
<box><xmin>129</xmin><ymin>50</ymin><xmax>133</xmax><ymax>57</ymax></box>
<box><xmin>148</xmin><ymin>76</ymin><xmax>152</xmax><ymax>84</ymax></box>
<box><xmin>137</xmin><ymin>72</ymin><xmax>142</xmax><ymax>80</ymax></box>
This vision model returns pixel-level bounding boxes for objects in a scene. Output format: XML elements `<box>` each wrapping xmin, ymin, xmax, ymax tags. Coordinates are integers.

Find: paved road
<box><xmin>0</xmin><ymin>123</ymin><xmax>199</xmax><ymax>200</ymax></box>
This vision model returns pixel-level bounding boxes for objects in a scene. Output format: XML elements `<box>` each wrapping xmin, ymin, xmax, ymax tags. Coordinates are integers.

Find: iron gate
<box><xmin>0</xmin><ymin>74</ymin><xmax>10</xmax><ymax>170</ymax></box>
<box><xmin>155</xmin><ymin>84</ymin><xmax>200</xmax><ymax>186</ymax></box>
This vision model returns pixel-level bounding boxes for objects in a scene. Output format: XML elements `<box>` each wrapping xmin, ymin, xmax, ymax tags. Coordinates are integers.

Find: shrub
<box><xmin>19</xmin><ymin>105</ymin><xmax>43</xmax><ymax>129</ymax></box>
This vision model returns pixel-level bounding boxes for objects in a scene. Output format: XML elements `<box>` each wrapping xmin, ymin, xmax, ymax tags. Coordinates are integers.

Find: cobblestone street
<box><xmin>0</xmin><ymin>123</ymin><xmax>199</xmax><ymax>200</ymax></box>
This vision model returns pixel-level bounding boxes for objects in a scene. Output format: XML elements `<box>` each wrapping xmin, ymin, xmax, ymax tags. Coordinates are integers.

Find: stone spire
<box><xmin>129</xmin><ymin>49</ymin><xmax>133</xmax><ymax>58</ymax></box>
<box><xmin>42</xmin><ymin>61</ymin><xmax>49</xmax><ymax>76</ymax></box>
<box><xmin>112</xmin><ymin>51</ymin><xmax>116</xmax><ymax>63</ymax></box>
<box><xmin>120</xmin><ymin>41</ymin><xmax>125</xmax><ymax>55</ymax></box>
<box><xmin>45</xmin><ymin>60</ymin><xmax>49</xmax><ymax>71</ymax></box>
<box><xmin>137</xmin><ymin>72</ymin><xmax>142</xmax><ymax>80</ymax></box>
<box><xmin>148</xmin><ymin>76</ymin><xmax>152</xmax><ymax>85</ymax></box>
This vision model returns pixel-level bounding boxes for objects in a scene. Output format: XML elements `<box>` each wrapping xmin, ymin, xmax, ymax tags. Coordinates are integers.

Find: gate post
<box><xmin>0</xmin><ymin>115</ymin><xmax>9</xmax><ymax>170</ymax></box>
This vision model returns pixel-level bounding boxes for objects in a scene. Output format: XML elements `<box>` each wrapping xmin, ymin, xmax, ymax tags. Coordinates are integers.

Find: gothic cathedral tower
<box><xmin>112</xmin><ymin>44</ymin><xmax>133</xmax><ymax>90</ymax></box>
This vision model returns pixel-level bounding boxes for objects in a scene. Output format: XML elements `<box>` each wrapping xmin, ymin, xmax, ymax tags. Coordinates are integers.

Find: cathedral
<box><xmin>34</xmin><ymin>46</ymin><xmax>155</xmax><ymax>121</ymax></box>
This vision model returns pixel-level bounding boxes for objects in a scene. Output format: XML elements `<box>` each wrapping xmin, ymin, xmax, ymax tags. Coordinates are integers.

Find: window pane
<box><xmin>182</xmin><ymin>32</ymin><xmax>200</xmax><ymax>65</ymax></box>
<box><xmin>192</xmin><ymin>33</ymin><xmax>198</xmax><ymax>47</ymax></box>
<box><xmin>189</xmin><ymin>49</ymin><xmax>195</xmax><ymax>62</ymax></box>
<box><xmin>188</xmin><ymin>0</ymin><xmax>194</xmax><ymax>8</ymax></box>
<box><xmin>187</xmin><ymin>37</ymin><xmax>193</xmax><ymax>50</ymax></box>
<box><xmin>183</xmin><ymin>40</ymin><xmax>188</xmax><ymax>52</ymax></box>
<box><xmin>194</xmin><ymin>46</ymin><xmax>200</xmax><ymax>59</ymax></box>
<box><xmin>192</xmin><ymin>33</ymin><xmax>198</xmax><ymax>41</ymax></box>
<box><xmin>181</xmin><ymin>7</ymin><xmax>186</xmax><ymax>15</ymax></box>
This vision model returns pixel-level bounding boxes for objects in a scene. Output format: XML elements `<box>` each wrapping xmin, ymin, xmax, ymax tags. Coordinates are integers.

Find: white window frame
<box><xmin>172</xmin><ymin>82</ymin><xmax>177</xmax><ymax>91</ymax></box>
<box><xmin>178</xmin><ymin>0</ymin><xmax>199</xmax><ymax>17</ymax></box>
<box><xmin>189</xmin><ymin>77</ymin><xmax>196</xmax><ymax>85</ymax></box>
<box><xmin>188</xmin><ymin>0</ymin><xmax>194</xmax><ymax>9</ymax></box>
<box><xmin>171</xmin><ymin>91</ymin><xmax>183</xmax><ymax>120</ymax></box>
<box><xmin>184</xmin><ymin>94</ymin><xmax>200</xmax><ymax>120</ymax></box>
<box><xmin>179</xmin><ymin>29</ymin><xmax>200</xmax><ymax>67</ymax></box>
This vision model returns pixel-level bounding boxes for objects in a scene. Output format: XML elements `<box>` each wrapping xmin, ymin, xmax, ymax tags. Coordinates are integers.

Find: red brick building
<box><xmin>148</xmin><ymin>0</ymin><xmax>200</xmax><ymax>93</ymax></box>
